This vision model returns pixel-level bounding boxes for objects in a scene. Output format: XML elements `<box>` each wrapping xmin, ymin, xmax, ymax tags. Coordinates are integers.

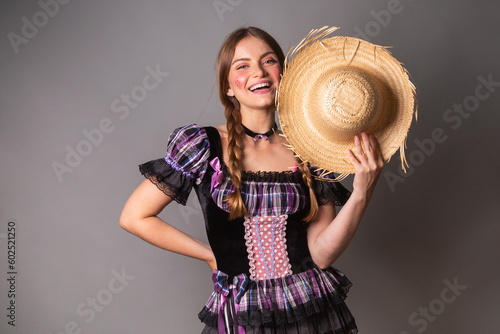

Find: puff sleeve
<box><xmin>310</xmin><ymin>166</ymin><xmax>351</xmax><ymax>206</ymax></box>
<box><xmin>138</xmin><ymin>124</ymin><xmax>210</xmax><ymax>205</ymax></box>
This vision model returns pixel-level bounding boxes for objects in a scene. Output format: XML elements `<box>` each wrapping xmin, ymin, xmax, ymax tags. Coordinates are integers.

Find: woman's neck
<box><xmin>240</xmin><ymin>108</ymin><xmax>276</xmax><ymax>133</ymax></box>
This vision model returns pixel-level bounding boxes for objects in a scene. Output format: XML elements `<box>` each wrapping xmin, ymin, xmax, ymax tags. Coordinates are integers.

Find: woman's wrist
<box><xmin>349</xmin><ymin>188</ymin><xmax>371</xmax><ymax>207</ymax></box>
<box><xmin>206</xmin><ymin>256</ymin><xmax>217</xmax><ymax>272</ymax></box>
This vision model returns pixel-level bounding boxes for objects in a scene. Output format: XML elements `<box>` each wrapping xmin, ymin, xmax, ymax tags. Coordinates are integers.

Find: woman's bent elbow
<box><xmin>119</xmin><ymin>211</ymin><xmax>136</xmax><ymax>232</ymax></box>
<box><xmin>315</xmin><ymin>260</ymin><xmax>332</xmax><ymax>270</ymax></box>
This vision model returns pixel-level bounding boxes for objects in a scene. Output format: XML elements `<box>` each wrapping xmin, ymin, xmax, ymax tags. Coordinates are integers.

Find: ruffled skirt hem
<box><xmin>198</xmin><ymin>267</ymin><xmax>357</xmax><ymax>333</ymax></box>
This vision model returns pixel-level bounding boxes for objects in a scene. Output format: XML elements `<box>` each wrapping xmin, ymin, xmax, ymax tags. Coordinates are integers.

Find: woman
<box><xmin>120</xmin><ymin>26</ymin><xmax>384</xmax><ymax>334</ymax></box>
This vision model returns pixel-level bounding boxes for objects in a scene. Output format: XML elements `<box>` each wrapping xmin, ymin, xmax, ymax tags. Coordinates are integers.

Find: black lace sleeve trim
<box><xmin>138</xmin><ymin>158</ymin><xmax>194</xmax><ymax>206</ymax></box>
<box><xmin>311</xmin><ymin>172</ymin><xmax>351</xmax><ymax>206</ymax></box>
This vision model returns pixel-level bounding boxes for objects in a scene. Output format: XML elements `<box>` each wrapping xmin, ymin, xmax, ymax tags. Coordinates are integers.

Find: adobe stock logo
<box><xmin>399</xmin><ymin>277</ymin><xmax>467</xmax><ymax>334</ymax></box>
<box><xmin>6</xmin><ymin>0</ymin><xmax>72</xmax><ymax>54</ymax></box>
<box><xmin>47</xmin><ymin>268</ymin><xmax>135</xmax><ymax>334</ymax></box>
<box><xmin>385</xmin><ymin>73</ymin><xmax>499</xmax><ymax>192</ymax></box>
<box><xmin>352</xmin><ymin>0</ymin><xmax>407</xmax><ymax>42</ymax></box>
<box><xmin>212</xmin><ymin>0</ymin><xmax>243</xmax><ymax>21</ymax></box>
<box><xmin>51</xmin><ymin>64</ymin><xmax>169</xmax><ymax>182</ymax></box>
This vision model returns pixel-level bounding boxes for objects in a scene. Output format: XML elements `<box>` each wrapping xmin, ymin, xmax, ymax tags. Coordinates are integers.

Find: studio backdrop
<box><xmin>1</xmin><ymin>0</ymin><xmax>499</xmax><ymax>333</ymax></box>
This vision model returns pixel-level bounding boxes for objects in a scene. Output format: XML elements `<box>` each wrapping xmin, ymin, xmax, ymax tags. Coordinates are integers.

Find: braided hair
<box><xmin>217</xmin><ymin>27</ymin><xmax>318</xmax><ymax>220</ymax></box>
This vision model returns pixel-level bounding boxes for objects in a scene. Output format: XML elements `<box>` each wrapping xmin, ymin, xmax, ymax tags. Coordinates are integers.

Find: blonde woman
<box><xmin>120</xmin><ymin>26</ymin><xmax>384</xmax><ymax>334</ymax></box>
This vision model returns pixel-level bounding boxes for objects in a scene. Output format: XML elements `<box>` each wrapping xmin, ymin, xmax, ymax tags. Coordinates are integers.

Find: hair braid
<box><xmin>295</xmin><ymin>157</ymin><xmax>319</xmax><ymax>222</ymax></box>
<box><xmin>225</xmin><ymin>102</ymin><xmax>248</xmax><ymax>219</ymax></box>
<box><xmin>216</xmin><ymin>26</ymin><xmax>286</xmax><ymax>219</ymax></box>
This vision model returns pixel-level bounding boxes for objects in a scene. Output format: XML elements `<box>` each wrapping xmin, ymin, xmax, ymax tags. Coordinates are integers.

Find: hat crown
<box><xmin>308</xmin><ymin>67</ymin><xmax>381</xmax><ymax>143</ymax></box>
<box><xmin>325</xmin><ymin>68</ymin><xmax>379</xmax><ymax>131</ymax></box>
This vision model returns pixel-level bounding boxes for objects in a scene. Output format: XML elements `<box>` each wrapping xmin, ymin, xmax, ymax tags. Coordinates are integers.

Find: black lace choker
<box><xmin>242</xmin><ymin>123</ymin><xmax>277</xmax><ymax>141</ymax></box>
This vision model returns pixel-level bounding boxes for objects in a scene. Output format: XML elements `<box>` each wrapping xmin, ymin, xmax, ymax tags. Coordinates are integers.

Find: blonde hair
<box><xmin>217</xmin><ymin>27</ymin><xmax>318</xmax><ymax>220</ymax></box>
<box><xmin>294</xmin><ymin>158</ymin><xmax>319</xmax><ymax>222</ymax></box>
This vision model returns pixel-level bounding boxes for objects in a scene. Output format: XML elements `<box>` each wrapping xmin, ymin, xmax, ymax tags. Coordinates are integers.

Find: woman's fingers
<box><xmin>348</xmin><ymin>132</ymin><xmax>385</xmax><ymax>195</ymax></box>
<box><xmin>354</xmin><ymin>134</ymin><xmax>366</xmax><ymax>160</ymax></box>
<box><xmin>367</xmin><ymin>133</ymin><xmax>385</xmax><ymax>166</ymax></box>
<box><xmin>346</xmin><ymin>147</ymin><xmax>360</xmax><ymax>165</ymax></box>
<box><xmin>347</xmin><ymin>132</ymin><xmax>385</xmax><ymax>170</ymax></box>
<box><xmin>347</xmin><ymin>134</ymin><xmax>364</xmax><ymax>166</ymax></box>
<box><xmin>348</xmin><ymin>132</ymin><xmax>385</xmax><ymax>171</ymax></box>
<box><xmin>360</xmin><ymin>132</ymin><xmax>372</xmax><ymax>152</ymax></box>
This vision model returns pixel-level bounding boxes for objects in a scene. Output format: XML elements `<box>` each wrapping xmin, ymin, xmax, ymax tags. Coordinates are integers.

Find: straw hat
<box><xmin>277</xmin><ymin>27</ymin><xmax>416</xmax><ymax>179</ymax></box>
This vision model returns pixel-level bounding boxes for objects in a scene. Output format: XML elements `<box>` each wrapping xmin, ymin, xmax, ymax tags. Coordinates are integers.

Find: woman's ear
<box><xmin>227</xmin><ymin>86</ymin><xmax>235</xmax><ymax>97</ymax></box>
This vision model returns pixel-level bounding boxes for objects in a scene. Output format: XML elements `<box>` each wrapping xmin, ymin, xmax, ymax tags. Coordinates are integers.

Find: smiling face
<box><xmin>226</xmin><ymin>36</ymin><xmax>282</xmax><ymax>114</ymax></box>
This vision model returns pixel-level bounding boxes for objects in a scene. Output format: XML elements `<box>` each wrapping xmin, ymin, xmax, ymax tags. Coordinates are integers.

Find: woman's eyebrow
<box><xmin>232</xmin><ymin>57</ymin><xmax>251</xmax><ymax>65</ymax></box>
<box><xmin>260</xmin><ymin>51</ymin><xmax>277</xmax><ymax>59</ymax></box>
<box><xmin>232</xmin><ymin>51</ymin><xmax>277</xmax><ymax>65</ymax></box>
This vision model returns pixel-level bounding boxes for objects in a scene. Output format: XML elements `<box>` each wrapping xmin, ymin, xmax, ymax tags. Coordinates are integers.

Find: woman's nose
<box><xmin>252</xmin><ymin>64</ymin><xmax>266</xmax><ymax>77</ymax></box>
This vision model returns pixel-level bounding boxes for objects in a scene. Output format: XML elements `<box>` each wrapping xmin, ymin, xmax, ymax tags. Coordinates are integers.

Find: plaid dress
<box><xmin>139</xmin><ymin>124</ymin><xmax>357</xmax><ymax>334</ymax></box>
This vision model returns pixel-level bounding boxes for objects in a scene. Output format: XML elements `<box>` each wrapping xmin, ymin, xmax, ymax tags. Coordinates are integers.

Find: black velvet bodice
<box><xmin>194</xmin><ymin>127</ymin><xmax>314</xmax><ymax>279</ymax></box>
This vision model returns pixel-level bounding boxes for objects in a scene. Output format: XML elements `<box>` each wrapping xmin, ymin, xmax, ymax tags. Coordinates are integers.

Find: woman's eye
<box><xmin>264</xmin><ymin>59</ymin><xmax>277</xmax><ymax>65</ymax></box>
<box><xmin>236</xmin><ymin>64</ymin><xmax>248</xmax><ymax>70</ymax></box>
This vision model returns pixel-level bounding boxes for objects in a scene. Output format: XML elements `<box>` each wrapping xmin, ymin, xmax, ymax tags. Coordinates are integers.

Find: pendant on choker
<box><xmin>242</xmin><ymin>124</ymin><xmax>278</xmax><ymax>141</ymax></box>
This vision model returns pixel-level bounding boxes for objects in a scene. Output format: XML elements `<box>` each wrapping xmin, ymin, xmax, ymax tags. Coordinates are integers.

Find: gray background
<box><xmin>1</xmin><ymin>0</ymin><xmax>499</xmax><ymax>333</ymax></box>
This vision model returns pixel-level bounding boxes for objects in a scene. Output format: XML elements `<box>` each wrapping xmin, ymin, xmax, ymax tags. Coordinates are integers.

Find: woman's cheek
<box><xmin>273</xmin><ymin>66</ymin><xmax>283</xmax><ymax>80</ymax></box>
<box><xmin>234</xmin><ymin>76</ymin><xmax>244</xmax><ymax>88</ymax></box>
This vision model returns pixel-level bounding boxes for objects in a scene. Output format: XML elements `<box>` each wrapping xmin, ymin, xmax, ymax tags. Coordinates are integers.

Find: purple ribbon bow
<box><xmin>253</xmin><ymin>134</ymin><xmax>268</xmax><ymax>141</ymax></box>
<box><xmin>210</xmin><ymin>157</ymin><xmax>224</xmax><ymax>193</ymax></box>
<box><xmin>212</xmin><ymin>270</ymin><xmax>248</xmax><ymax>334</ymax></box>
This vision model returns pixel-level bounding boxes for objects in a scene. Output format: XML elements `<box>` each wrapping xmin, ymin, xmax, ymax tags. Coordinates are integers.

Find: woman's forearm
<box><xmin>309</xmin><ymin>132</ymin><xmax>384</xmax><ymax>268</ymax></box>
<box><xmin>309</xmin><ymin>189</ymin><xmax>370</xmax><ymax>268</ymax></box>
<box><xmin>119</xmin><ymin>179</ymin><xmax>217</xmax><ymax>270</ymax></box>
<box><xmin>121</xmin><ymin>215</ymin><xmax>216</xmax><ymax>267</ymax></box>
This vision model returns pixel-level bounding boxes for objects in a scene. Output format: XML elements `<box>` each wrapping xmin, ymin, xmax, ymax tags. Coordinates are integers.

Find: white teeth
<box><xmin>250</xmin><ymin>82</ymin><xmax>270</xmax><ymax>91</ymax></box>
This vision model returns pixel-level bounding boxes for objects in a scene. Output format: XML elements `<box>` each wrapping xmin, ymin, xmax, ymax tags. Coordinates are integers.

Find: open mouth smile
<box><xmin>249</xmin><ymin>82</ymin><xmax>271</xmax><ymax>91</ymax></box>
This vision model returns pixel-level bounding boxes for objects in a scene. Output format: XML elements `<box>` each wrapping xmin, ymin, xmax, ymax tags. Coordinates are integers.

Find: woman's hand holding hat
<box><xmin>347</xmin><ymin>132</ymin><xmax>385</xmax><ymax>201</ymax></box>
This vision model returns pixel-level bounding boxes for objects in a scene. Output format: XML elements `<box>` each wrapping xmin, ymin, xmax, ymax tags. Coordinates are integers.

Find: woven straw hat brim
<box><xmin>277</xmin><ymin>27</ymin><xmax>416</xmax><ymax>177</ymax></box>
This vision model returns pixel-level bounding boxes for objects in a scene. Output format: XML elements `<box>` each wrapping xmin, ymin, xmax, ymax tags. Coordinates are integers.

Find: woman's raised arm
<box><xmin>307</xmin><ymin>132</ymin><xmax>384</xmax><ymax>268</ymax></box>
